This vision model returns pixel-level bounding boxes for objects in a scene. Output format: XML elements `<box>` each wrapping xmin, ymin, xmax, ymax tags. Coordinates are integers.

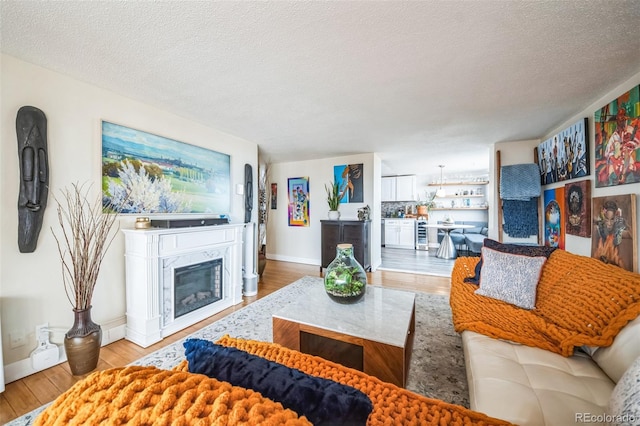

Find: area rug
<box><xmin>8</xmin><ymin>276</ymin><xmax>468</xmax><ymax>425</ymax></box>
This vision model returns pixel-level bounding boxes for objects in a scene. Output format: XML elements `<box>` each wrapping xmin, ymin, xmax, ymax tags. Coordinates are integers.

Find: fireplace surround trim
<box><xmin>122</xmin><ymin>224</ymin><xmax>245</xmax><ymax>347</ymax></box>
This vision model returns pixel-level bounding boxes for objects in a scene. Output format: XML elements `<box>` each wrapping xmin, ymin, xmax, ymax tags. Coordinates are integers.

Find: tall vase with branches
<box><xmin>51</xmin><ymin>182</ymin><xmax>122</xmax><ymax>375</ymax></box>
<box><xmin>257</xmin><ymin>163</ymin><xmax>270</xmax><ymax>276</ymax></box>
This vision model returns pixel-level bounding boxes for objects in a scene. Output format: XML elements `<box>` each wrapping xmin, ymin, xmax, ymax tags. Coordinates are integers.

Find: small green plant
<box><xmin>324</xmin><ymin>260</ymin><xmax>366</xmax><ymax>297</ymax></box>
<box><xmin>416</xmin><ymin>190</ymin><xmax>437</xmax><ymax>209</ymax></box>
<box><xmin>325</xmin><ymin>181</ymin><xmax>345</xmax><ymax>211</ymax></box>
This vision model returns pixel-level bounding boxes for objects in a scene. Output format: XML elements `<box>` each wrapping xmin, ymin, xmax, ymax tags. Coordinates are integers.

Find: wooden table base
<box><xmin>273</xmin><ymin>305</ymin><xmax>415</xmax><ymax>387</ymax></box>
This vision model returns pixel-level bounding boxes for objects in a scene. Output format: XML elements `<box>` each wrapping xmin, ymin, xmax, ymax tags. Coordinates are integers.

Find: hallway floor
<box><xmin>378</xmin><ymin>246</ymin><xmax>461</xmax><ymax>277</ymax></box>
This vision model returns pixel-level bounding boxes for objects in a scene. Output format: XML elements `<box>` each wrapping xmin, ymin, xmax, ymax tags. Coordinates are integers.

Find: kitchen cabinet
<box><xmin>382</xmin><ymin>175</ymin><xmax>416</xmax><ymax>201</ymax></box>
<box><xmin>384</xmin><ymin>219</ymin><xmax>415</xmax><ymax>249</ymax></box>
<box><xmin>321</xmin><ymin>220</ymin><xmax>371</xmax><ymax>272</ymax></box>
<box><xmin>381</xmin><ymin>177</ymin><xmax>396</xmax><ymax>202</ymax></box>
<box><xmin>396</xmin><ymin>176</ymin><xmax>417</xmax><ymax>201</ymax></box>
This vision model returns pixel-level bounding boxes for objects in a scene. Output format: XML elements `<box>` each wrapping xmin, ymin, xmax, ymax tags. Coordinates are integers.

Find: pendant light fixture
<box><xmin>436</xmin><ymin>165</ymin><xmax>446</xmax><ymax>197</ymax></box>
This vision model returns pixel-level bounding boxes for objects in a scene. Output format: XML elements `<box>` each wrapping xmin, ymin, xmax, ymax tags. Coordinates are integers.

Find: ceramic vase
<box><xmin>324</xmin><ymin>243</ymin><xmax>367</xmax><ymax>303</ymax></box>
<box><xmin>64</xmin><ymin>306</ymin><xmax>102</xmax><ymax>375</ymax></box>
<box><xmin>258</xmin><ymin>253</ymin><xmax>267</xmax><ymax>277</ymax></box>
<box><xmin>328</xmin><ymin>210</ymin><xmax>340</xmax><ymax>220</ymax></box>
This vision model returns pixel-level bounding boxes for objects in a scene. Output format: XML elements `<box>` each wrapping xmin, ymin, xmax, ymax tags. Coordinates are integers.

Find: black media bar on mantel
<box><xmin>150</xmin><ymin>217</ymin><xmax>230</xmax><ymax>228</ymax></box>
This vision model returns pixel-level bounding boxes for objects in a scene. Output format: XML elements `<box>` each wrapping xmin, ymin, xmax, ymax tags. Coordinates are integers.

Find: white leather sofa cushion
<box><xmin>592</xmin><ymin>316</ymin><xmax>640</xmax><ymax>383</ymax></box>
<box><xmin>462</xmin><ymin>330</ymin><xmax>615</xmax><ymax>426</ymax></box>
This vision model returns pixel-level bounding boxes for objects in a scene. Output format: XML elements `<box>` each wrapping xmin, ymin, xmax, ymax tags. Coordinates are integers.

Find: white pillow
<box><xmin>475</xmin><ymin>247</ymin><xmax>547</xmax><ymax>309</ymax></box>
<box><xmin>608</xmin><ymin>355</ymin><xmax>640</xmax><ymax>426</ymax></box>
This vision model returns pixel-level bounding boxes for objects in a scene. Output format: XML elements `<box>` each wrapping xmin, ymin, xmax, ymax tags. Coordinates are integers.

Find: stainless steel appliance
<box><xmin>415</xmin><ymin>220</ymin><xmax>428</xmax><ymax>250</ymax></box>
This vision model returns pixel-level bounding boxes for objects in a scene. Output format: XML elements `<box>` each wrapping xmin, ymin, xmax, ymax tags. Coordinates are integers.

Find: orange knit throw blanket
<box><xmin>34</xmin><ymin>366</ymin><xmax>310</xmax><ymax>425</ymax></box>
<box><xmin>204</xmin><ymin>335</ymin><xmax>513</xmax><ymax>426</ymax></box>
<box><xmin>451</xmin><ymin>249</ymin><xmax>640</xmax><ymax>356</ymax></box>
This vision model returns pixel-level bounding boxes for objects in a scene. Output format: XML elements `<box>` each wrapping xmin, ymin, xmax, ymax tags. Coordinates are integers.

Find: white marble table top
<box><xmin>273</xmin><ymin>284</ymin><xmax>415</xmax><ymax>348</ymax></box>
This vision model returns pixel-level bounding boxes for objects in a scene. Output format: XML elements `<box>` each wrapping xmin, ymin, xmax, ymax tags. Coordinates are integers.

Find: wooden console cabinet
<box><xmin>321</xmin><ymin>220</ymin><xmax>371</xmax><ymax>272</ymax></box>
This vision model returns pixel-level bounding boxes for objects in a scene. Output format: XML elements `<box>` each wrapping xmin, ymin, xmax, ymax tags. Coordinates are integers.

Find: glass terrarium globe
<box><xmin>324</xmin><ymin>243</ymin><xmax>367</xmax><ymax>303</ymax></box>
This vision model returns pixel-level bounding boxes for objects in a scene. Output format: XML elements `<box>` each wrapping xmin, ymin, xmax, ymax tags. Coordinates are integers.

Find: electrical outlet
<box><xmin>9</xmin><ymin>329</ymin><xmax>26</xmax><ymax>348</ymax></box>
<box><xmin>35</xmin><ymin>323</ymin><xmax>49</xmax><ymax>344</ymax></box>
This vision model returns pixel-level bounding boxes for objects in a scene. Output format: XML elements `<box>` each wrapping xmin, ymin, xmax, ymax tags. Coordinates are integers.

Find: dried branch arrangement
<box><xmin>51</xmin><ymin>183</ymin><xmax>121</xmax><ymax>310</ymax></box>
<box><xmin>258</xmin><ymin>162</ymin><xmax>270</xmax><ymax>249</ymax></box>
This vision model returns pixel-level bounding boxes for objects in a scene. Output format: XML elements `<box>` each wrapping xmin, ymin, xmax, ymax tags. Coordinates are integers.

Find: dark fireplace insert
<box><xmin>174</xmin><ymin>258</ymin><xmax>223</xmax><ymax>318</ymax></box>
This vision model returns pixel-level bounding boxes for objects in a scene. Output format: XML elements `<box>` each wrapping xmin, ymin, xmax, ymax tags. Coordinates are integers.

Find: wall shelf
<box><xmin>428</xmin><ymin>181</ymin><xmax>489</xmax><ymax>186</ymax></box>
<box><xmin>436</xmin><ymin>194</ymin><xmax>484</xmax><ymax>198</ymax></box>
<box><xmin>431</xmin><ymin>207</ymin><xmax>488</xmax><ymax>211</ymax></box>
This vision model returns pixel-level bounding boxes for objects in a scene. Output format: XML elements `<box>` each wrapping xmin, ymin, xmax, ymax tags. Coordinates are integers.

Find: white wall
<box><xmin>0</xmin><ymin>55</ymin><xmax>258</xmax><ymax>377</ymax></box>
<box><xmin>267</xmin><ymin>154</ymin><xmax>381</xmax><ymax>269</ymax></box>
<box><xmin>493</xmin><ymin>70</ymin><xmax>640</xmax><ymax>257</ymax></box>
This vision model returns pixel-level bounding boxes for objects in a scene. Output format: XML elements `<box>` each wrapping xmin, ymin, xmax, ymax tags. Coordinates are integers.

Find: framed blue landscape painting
<box><xmin>101</xmin><ymin>121</ymin><xmax>231</xmax><ymax>214</ymax></box>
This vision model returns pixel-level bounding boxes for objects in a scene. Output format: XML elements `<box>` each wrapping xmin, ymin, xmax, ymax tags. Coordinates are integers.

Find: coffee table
<box><xmin>272</xmin><ymin>284</ymin><xmax>415</xmax><ymax>387</ymax></box>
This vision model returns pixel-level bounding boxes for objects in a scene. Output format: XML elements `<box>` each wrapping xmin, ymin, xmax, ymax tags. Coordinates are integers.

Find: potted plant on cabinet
<box><xmin>51</xmin><ymin>183</ymin><xmax>122</xmax><ymax>375</ymax></box>
<box><xmin>325</xmin><ymin>181</ymin><xmax>345</xmax><ymax>220</ymax></box>
<box><xmin>416</xmin><ymin>191</ymin><xmax>436</xmax><ymax>217</ymax></box>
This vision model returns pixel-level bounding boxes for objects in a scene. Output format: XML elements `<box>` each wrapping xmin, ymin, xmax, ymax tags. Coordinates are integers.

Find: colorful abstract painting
<box><xmin>536</xmin><ymin>118</ymin><xmax>589</xmax><ymax>185</ymax></box>
<box><xmin>594</xmin><ymin>84</ymin><xmax>640</xmax><ymax>188</ymax></box>
<box><xmin>287</xmin><ymin>177</ymin><xmax>309</xmax><ymax>226</ymax></box>
<box><xmin>334</xmin><ymin>164</ymin><xmax>364</xmax><ymax>203</ymax></box>
<box><xmin>101</xmin><ymin>121</ymin><xmax>230</xmax><ymax>214</ymax></box>
<box><xmin>564</xmin><ymin>180</ymin><xmax>591</xmax><ymax>238</ymax></box>
<box><xmin>543</xmin><ymin>187</ymin><xmax>565</xmax><ymax>249</ymax></box>
<box><xmin>591</xmin><ymin>194</ymin><xmax>637</xmax><ymax>272</ymax></box>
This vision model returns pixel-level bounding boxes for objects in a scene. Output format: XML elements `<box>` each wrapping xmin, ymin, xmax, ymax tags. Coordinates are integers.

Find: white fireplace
<box><xmin>122</xmin><ymin>224</ymin><xmax>244</xmax><ymax>347</ymax></box>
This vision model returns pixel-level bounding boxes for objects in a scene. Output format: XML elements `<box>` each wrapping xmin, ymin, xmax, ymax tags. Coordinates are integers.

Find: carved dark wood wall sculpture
<box><xmin>244</xmin><ymin>163</ymin><xmax>253</xmax><ymax>223</ymax></box>
<box><xmin>16</xmin><ymin>106</ymin><xmax>49</xmax><ymax>253</ymax></box>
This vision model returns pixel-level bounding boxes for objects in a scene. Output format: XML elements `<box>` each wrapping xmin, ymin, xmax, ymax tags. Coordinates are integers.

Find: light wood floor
<box><xmin>0</xmin><ymin>259</ymin><xmax>451</xmax><ymax>424</ymax></box>
<box><xmin>379</xmin><ymin>246</ymin><xmax>460</xmax><ymax>276</ymax></box>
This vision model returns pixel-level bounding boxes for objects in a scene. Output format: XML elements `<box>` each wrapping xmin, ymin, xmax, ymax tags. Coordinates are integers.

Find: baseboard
<box><xmin>266</xmin><ymin>253</ymin><xmax>320</xmax><ymax>266</ymax></box>
<box><xmin>266</xmin><ymin>254</ymin><xmax>381</xmax><ymax>271</ymax></box>
<box><xmin>3</xmin><ymin>319</ymin><xmax>126</xmax><ymax>384</ymax></box>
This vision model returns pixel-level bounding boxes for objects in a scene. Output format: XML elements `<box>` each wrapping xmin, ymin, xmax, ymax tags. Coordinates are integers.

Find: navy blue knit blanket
<box><xmin>503</xmin><ymin>198</ymin><xmax>539</xmax><ymax>237</ymax></box>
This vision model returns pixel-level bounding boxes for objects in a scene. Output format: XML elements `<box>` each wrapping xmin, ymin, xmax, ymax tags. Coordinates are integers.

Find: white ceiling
<box><xmin>2</xmin><ymin>1</ymin><xmax>640</xmax><ymax>179</ymax></box>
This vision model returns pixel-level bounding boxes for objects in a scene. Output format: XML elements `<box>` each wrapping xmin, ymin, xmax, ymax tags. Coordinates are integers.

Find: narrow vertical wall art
<box><xmin>543</xmin><ymin>187</ymin><xmax>565</xmax><ymax>249</ymax></box>
<box><xmin>244</xmin><ymin>163</ymin><xmax>253</xmax><ymax>223</ymax></box>
<box><xmin>288</xmin><ymin>177</ymin><xmax>309</xmax><ymax>226</ymax></box>
<box><xmin>271</xmin><ymin>183</ymin><xmax>277</xmax><ymax>209</ymax></box>
<box><xmin>16</xmin><ymin>106</ymin><xmax>49</xmax><ymax>253</ymax></box>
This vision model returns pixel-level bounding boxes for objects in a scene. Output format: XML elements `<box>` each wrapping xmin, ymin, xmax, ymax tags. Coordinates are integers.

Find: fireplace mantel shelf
<box><xmin>122</xmin><ymin>224</ymin><xmax>245</xmax><ymax>348</ymax></box>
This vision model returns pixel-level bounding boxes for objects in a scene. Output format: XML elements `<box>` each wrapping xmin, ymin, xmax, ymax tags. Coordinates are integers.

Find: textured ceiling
<box><xmin>2</xmin><ymin>1</ymin><xmax>640</xmax><ymax>178</ymax></box>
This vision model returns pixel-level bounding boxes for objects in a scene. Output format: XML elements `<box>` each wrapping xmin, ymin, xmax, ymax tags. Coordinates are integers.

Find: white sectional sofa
<box><xmin>450</xmin><ymin>243</ymin><xmax>640</xmax><ymax>426</ymax></box>
<box><xmin>462</xmin><ymin>315</ymin><xmax>639</xmax><ymax>426</ymax></box>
